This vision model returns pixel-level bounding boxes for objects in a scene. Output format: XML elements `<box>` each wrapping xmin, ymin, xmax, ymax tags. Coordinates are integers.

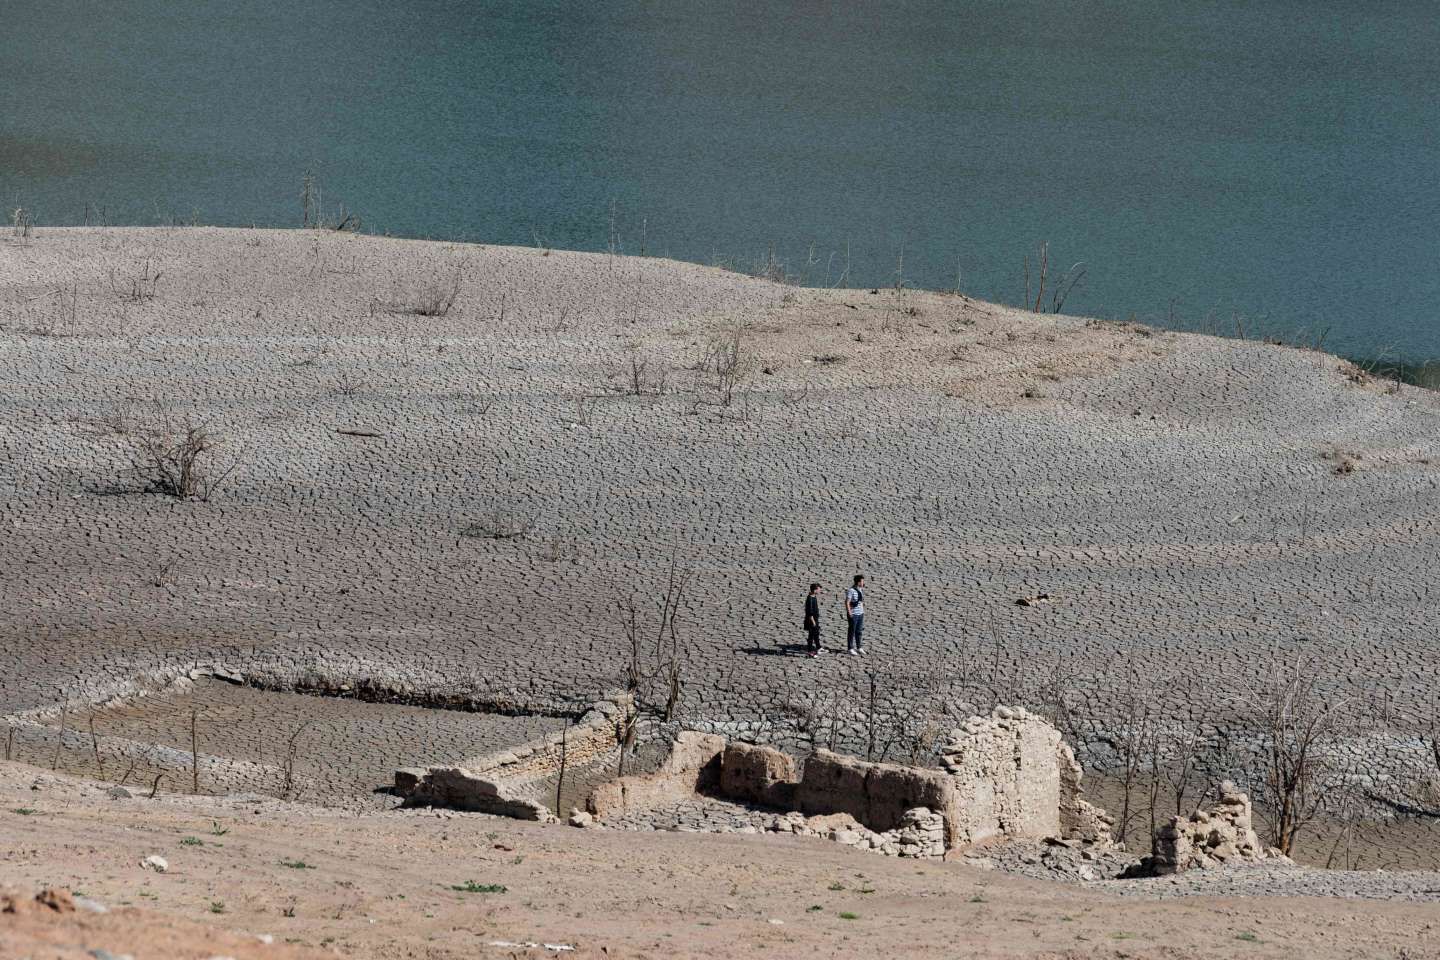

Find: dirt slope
<box><xmin>2</xmin><ymin>762</ymin><xmax>1435</xmax><ymax>960</ymax></box>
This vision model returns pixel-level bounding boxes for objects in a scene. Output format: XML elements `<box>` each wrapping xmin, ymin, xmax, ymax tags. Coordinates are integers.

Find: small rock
<box><xmin>74</xmin><ymin>896</ymin><xmax>109</xmax><ymax>914</ymax></box>
<box><xmin>106</xmin><ymin>786</ymin><xmax>132</xmax><ymax>800</ymax></box>
<box><xmin>141</xmin><ymin>854</ymin><xmax>168</xmax><ymax>873</ymax></box>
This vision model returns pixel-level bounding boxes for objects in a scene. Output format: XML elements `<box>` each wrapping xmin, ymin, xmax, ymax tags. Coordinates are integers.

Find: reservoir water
<box><xmin>4</xmin><ymin>1</ymin><xmax>1438</xmax><ymax>364</ymax></box>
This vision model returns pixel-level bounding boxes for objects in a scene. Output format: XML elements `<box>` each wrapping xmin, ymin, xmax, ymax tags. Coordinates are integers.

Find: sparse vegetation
<box><xmin>450</xmin><ymin>881</ymin><xmax>506</xmax><ymax>894</ymax></box>
<box><xmin>390</xmin><ymin>268</ymin><xmax>462</xmax><ymax>318</ymax></box>
<box><xmin>123</xmin><ymin>415</ymin><xmax>237</xmax><ymax>501</ymax></box>
<box><xmin>109</xmin><ymin>259</ymin><xmax>163</xmax><ymax>302</ymax></box>
<box><xmin>617</xmin><ymin>548</ymin><xmax>693</xmax><ymax>722</ymax></box>
<box><xmin>461</xmin><ymin>504</ymin><xmax>537</xmax><ymax>541</ymax></box>
<box><xmin>700</xmin><ymin>327</ymin><xmax>754</xmax><ymax>407</ymax></box>
<box><xmin>11</xmin><ymin>207</ymin><xmax>34</xmax><ymax>238</ymax></box>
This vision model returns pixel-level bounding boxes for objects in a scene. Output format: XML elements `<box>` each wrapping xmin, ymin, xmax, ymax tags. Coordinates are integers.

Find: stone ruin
<box><xmin>1137</xmin><ymin>779</ymin><xmax>1290</xmax><ymax>875</ymax></box>
<box><xmin>394</xmin><ymin>694</ymin><xmax>630</xmax><ymax>820</ymax></box>
<box><xmin>580</xmin><ymin>705</ymin><xmax>1114</xmax><ymax>859</ymax></box>
<box><xmin>392</xmin><ymin>700</ymin><xmax>1285</xmax><ymax>874</ymax></box>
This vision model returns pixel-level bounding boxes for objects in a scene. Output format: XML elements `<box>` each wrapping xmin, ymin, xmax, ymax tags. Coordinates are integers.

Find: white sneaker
<box><xmin>858</xmin><ymin>647</ymin><xmax>867</xmax><ymax>655</ymax></box>
<box><xmin>848</xmin><ymin>649</ymin><xmax>859</xmax><ymax>656</ymax></box>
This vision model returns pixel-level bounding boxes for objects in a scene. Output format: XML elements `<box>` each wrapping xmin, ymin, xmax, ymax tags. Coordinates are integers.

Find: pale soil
<box><xmin>3</xmin><ymin>763</ymin><xmax>1438</xmax><ymax>960</ymax></box>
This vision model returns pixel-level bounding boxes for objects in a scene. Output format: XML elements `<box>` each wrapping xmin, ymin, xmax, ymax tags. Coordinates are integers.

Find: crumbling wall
<box><xmin>794</xmin><ymin>750</ymin><xmax>955</xmax><ymax>838</ymax></box>
<box><xmin>586</xmin><ymin>732</ymin><xmax>726</xmax><ymax>819</ymax></box>
<box><xmin>1144</xmin><ymin>781</ymin><xmax>1287</xmax><ymax>875</ymax></box>
<box><xmin>395</xmin><ymin>693</ymin><xmax>631</xmax><ymax>818</ymax></box>
<box><xmin>939</xmin><ymin>706</ymin><xmax>1073</xmax><ymax>847</ymax></box>
<box><xmin>584</xmin><ymin>705</ymin><xmax>1108</xmax><ymax>854</ymax></box>
<box><xmin>1057</xmin><ymin>740</ymin><xmax>1115</xmax><ymax>844</ymax></box>
<box><xmin>720</xmin><ymin>742</ymin><xmax>799</xmax><ymax>809</ymax></box>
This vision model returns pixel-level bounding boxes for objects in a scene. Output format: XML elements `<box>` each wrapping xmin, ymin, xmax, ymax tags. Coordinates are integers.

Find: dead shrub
<box><xmin>461</xmin><ymin>504</ymin><xmax>536</xmax><ymax>541</ymax></box>
<box><xmin>400</xmin><ymin>268</ymin><xmax>462</xmax><ymax>318</ymax></box>
<box><xmin>701</xmin><ymin>328</ymin><xmax>754</xmax><ymax>407</ymax></box>
<box><xmin>1244</xmin><ymin>652</ymin><xmax>1357</xmax><ymax>856</ymax></box>
<box><xmin>109</xmin><ymin>260</ymin><xmax>163</xmax><ymax>302</ymax></box>
<box><xmin>125</xmin><ymin>416</ymin><xmax>237</xmax><ymax>501</ymax></box>
<box><xmin>11</xmin><ymin>207</ymin><xmax>34</xmax><ymax>239</ymax></box>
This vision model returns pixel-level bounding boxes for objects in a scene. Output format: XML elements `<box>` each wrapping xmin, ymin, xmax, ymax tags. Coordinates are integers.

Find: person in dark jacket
<box><xmin>803</xmin><ymin>582</ymin><xmax>822</xmax><ymax>657</ymax></box>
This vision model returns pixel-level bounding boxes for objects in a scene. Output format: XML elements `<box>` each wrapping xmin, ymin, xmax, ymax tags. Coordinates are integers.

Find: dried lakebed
<box><xmin>13</xmin><ymin>679</ymin><xmax>566</xmax><ymax>805</ymax></box>
<box><xmin>3</xmin><ymin>227</ymin><xmax>1440</xmax><ymax>851</ymax></box>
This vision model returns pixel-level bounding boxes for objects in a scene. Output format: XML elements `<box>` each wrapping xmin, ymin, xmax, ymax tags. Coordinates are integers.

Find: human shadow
<box><xmin>736</xmin><ymin>644</ymin><xmax>811</xmax><ymax>657</ymax></box>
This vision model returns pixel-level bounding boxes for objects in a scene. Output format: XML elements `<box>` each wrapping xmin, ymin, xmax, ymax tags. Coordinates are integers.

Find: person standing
<box><xmin>845</xmin><ymin>574</ymin><xmax>866</xmax><ymax>655</ymax></box>
<box><xmin>803</xmin><ymin>582</ymin><xmax>822</xmax><ymax>657</ymax></box>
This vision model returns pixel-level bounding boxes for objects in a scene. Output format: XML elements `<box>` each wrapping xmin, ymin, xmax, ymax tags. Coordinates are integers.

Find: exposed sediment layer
<box><xmin>3</xmin><ymin>228</ymin><xmax>1440</xmax><ymax>790</ymax></box>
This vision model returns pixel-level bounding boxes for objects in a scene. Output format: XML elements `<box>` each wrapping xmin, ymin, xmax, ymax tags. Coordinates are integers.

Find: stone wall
<box><xmin>584</xmin><ymin>705</ymin><xmax>1107</xmax><ymax>855</ymax></box>
<box><xmin>719</xmin><ymin>741</ymin><xmax>800</xmax><ymax>809</ymax></box>
<box><xmin>939</xmin><ymin>705</ymin><xmax>1112</xmax><ymax>847</ymax></box>
<box><xmin>794</xmin><ymin>750</ymin><xmax>956</xmax><ymax>838</ymax></box>
<box><xmin>586</xmin><ymin>732</ymin><xmax>726</xmax><ymax>819</ymax></box>
<box><xmin>395</xmin><ymin>693</ymin><xmax>632</xmax><ymax>819</ymax></box>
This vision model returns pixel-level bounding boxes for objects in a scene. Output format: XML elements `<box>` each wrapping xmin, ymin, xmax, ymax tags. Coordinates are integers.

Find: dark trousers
<box><xmin>806</xmin><ymin>624</ymin><xmax>821</xmax><ymax>651</ymax></box>
<box><xmin>847</xmin><ymin>613</ymin><xmax>865</xmax><ymax>651</ymax></box>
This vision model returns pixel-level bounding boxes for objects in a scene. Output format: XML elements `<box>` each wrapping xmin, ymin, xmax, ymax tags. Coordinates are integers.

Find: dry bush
<box><xmin>700</xmin><ymin>328</ymin><xmax>754</xmax><ymax>407</ymax></box>
<box><xmin>385</xmin><ymin>268</ymin><xmax>462</xmax><ymax>318</ymax></box>
<box><xmin>125</xmin><ymin>416</ymin><xmax>238</xmax><ymax>501</ymax></box>
<box><xmin>301</xmin><ymin>170</ymin><xmax>360</xmax><ymax>232</ymax></box>
<box><xmin>461</xmin><ymin>504</ymin><xmax>537</xmax><ymax>541</ymax></box>
<box><xmin>1022</xmin><ymin>241</ymin><xmax>1086</xmax><ymax>313</ymax></box>
<box><xmin>25</xmin><ymin>282</ymin><xmax>78</xmax><ymax>337</ymax></box>
<box><xmin>616</xmin><ymin>550</ymin><xmax>693</xmax><ymax>721</ymax></box>
<box><xmin>624</xmin><ymin>352</ymin><xmax>668</xmax><ymax>396</ymax></box>
<box><xmin>109</xmin><ymin>259</ymin><xmax>163</xmax><ymax>302</ymax></box>
<box><xmin>408</xmin><ymin>268</ymin><xmax>462</xmax><ymax>317</ymax></box>
<box><xmin>11</xmin><ymin>207</ymin><xmax>33</xmax><ymax>239</ymax></box>
<box><xmin>1244</xmin><ymin>653</ymin><xmax>1358</xmax><ymax>856</ymax></box>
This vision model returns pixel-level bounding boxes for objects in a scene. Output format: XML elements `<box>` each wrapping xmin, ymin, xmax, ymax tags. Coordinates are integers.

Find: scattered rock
<box><xmin>141</xmin><ymin>854</ymin><xmax>169</xmax><ymax>873</ymax></box>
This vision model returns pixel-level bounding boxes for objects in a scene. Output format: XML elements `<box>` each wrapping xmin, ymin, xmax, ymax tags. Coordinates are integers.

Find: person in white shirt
<box><xmin>845</xmin><ymin>573</ymin><xmax>866</xmax><ymax>655</ymax></box>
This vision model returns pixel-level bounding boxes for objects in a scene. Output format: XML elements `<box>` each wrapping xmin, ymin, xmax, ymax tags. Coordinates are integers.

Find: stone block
<box><xmin>719</xmin><ymin>742</ymin><xmax>799</xmax><ymax>808</ymax></box>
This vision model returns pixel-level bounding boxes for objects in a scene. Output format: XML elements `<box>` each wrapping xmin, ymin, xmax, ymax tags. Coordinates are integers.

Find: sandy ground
<box><xmin>3</xmin><ymin>762</ymin><xmax>1438</xmax><ymax>960</ymax></box>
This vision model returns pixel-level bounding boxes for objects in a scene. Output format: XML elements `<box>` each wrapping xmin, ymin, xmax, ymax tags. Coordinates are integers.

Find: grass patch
<box><xmin>827</xmin><ymin>881</ymin><xmax>845</xmax><ymax>891</ymax></box>
<box><xmin>209</xmin><ymin>901</ymin><xmax>225</xmax><ymax>914</ymax></box>
<box><xmin>279</xmin><ymin>859</ymin><xmax>315</xmax><ymax>870</ymax></box>
<box><xmin>1236</xmin><ymin>931</ymin><xmax>1261</xmax><ymax>943</ymax></box>
<box><xmin>11</xmin><ymin>808</ymin><xmax>37</xmax><ymax>816</ymax></box>
<box><xmin>807</xmin><ymin>905</ymin><xmax>822</xmax><ymax>912</ymax></box>
<box><xmin>450</xmin><ymin>881</ymin><xmax>506</xmax><ymax>894</ymax></box>
<box><xmin>180</xmin><ymin>836</ymin><xmax>204</xmax><ymax>847</ymax></box>
<box><xmin>838</xmin><ymin>911</ymin><xmax>859</xmax><ymax>920</ymax></box>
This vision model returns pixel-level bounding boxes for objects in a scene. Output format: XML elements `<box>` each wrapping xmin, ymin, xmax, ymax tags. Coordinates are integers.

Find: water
<box><xmin>4</xmin><ymin>1</ymin><xmax>1439</xmax><ymax>362</ymax></box>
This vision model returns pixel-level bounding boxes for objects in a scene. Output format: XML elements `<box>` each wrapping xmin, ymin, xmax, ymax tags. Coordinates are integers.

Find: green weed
<box><xmin>450</xmin><ymin>881</ymin><xmax>506</xmax><ymax>894</ymax></box>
